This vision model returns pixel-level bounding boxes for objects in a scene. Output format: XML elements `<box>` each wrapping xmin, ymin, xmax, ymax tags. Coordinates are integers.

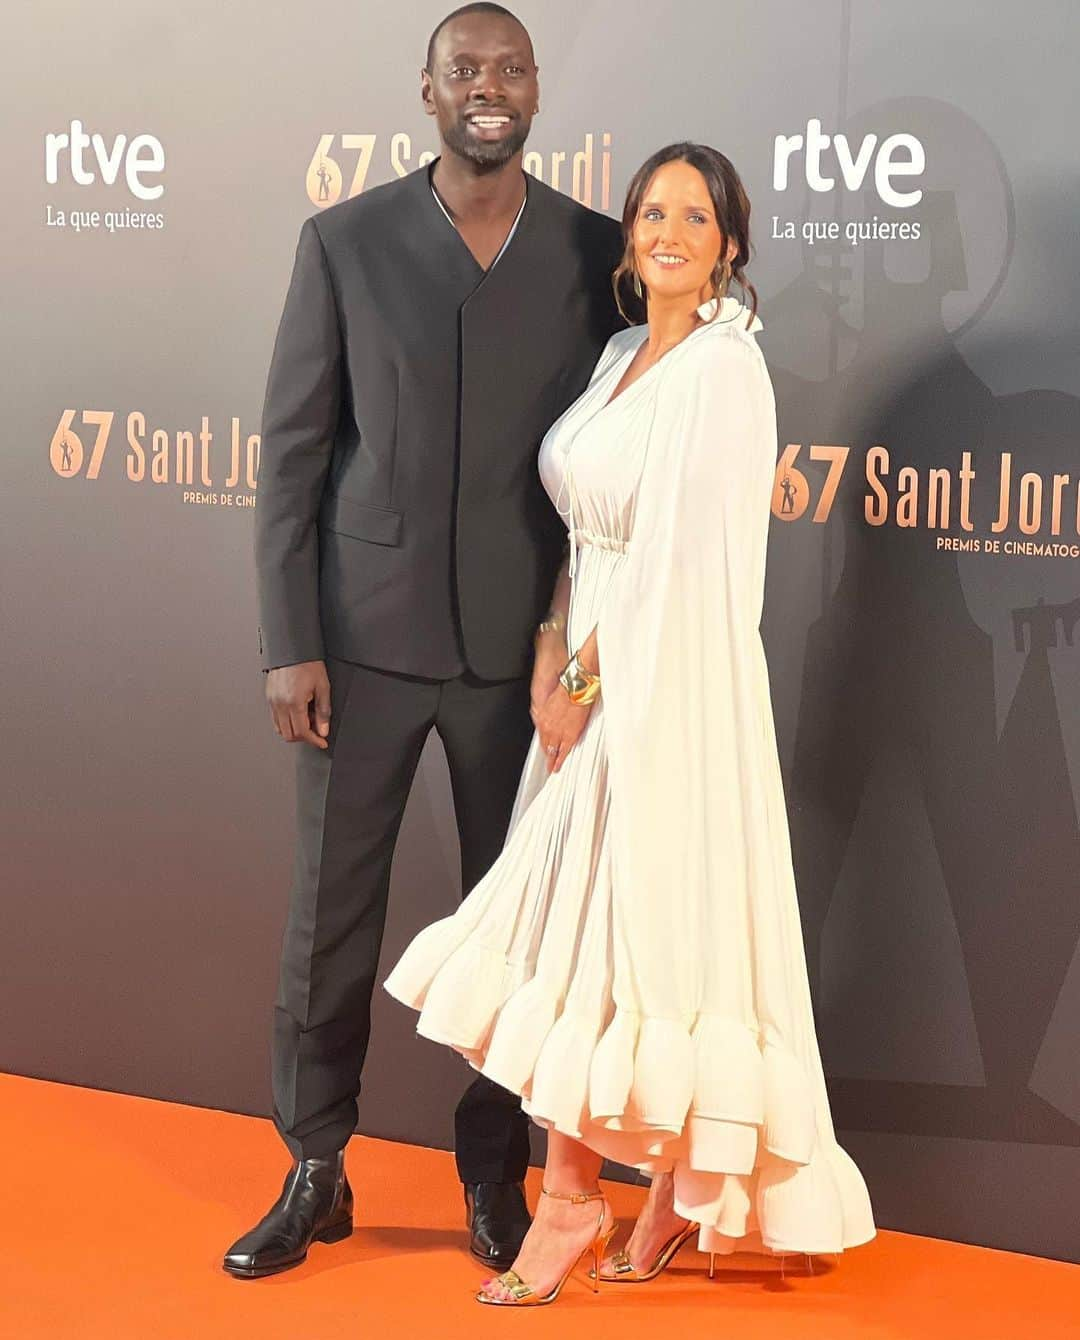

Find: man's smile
<box><xmin>464</xmin><ymin>110</ymin><xmax>515</xmax><ymax>137</ymax></box>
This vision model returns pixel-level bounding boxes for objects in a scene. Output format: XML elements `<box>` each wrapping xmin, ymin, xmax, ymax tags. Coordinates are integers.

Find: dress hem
<box><xmin>383</xmin><ymin>940</ymin><xmax>877</xmax><ymax>1256</ymax></box>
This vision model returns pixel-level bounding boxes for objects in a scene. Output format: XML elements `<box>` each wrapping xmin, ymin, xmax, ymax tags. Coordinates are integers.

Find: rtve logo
<box><xmin>44</xmin><ymin>119</ymin><xmax>165</xmax><ymax>202</ymax></box>
<box><xmin>773</xmin><ymin>118</ymin><xmax>925</xmax><ymax>207</ymax></box>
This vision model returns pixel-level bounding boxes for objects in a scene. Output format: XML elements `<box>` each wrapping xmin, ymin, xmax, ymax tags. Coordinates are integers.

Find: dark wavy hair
<box><xmin>613</xmin><ymin>142</ymin><xmax>757</xmax><ymax>329</ymax></box>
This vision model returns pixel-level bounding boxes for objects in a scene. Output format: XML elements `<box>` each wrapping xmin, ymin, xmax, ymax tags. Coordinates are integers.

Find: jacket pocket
<box><xmin>320</xmin><ymin>490</ymin><xmax>403</xmax><ymax>546</ymax></box>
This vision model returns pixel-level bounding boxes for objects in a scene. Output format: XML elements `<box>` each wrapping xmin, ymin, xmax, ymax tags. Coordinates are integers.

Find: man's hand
<box><xmin>530</xmin><ymin>628</ymin><xmax>568</xmax><ymax>726</ymax></box>
<box><xmin>266</xmin><ymin>660</ymin><xmax>331</xmax><ymax>749</ymax></box>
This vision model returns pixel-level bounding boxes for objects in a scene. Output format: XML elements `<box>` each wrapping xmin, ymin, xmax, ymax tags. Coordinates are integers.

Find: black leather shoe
<box><xmin>463</xmin><ymin>1181</ymin><xmax>531</xmax><ymax>1267</ymax></box>
<box><xmin>222</xmin><ymin>1151</ymin><xmax>353</xmax><ymax>1278</ymax></box>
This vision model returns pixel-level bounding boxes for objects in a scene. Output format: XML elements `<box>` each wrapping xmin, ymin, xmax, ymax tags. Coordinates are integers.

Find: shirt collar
<box><xmin>696</xmin><ymin>295</ymin><xmax>764</xmax><ymax>332</ymax></box>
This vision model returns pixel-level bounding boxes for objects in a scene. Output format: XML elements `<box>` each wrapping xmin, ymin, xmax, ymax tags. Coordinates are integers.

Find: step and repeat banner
<box><xmin>3</xmin><ymin>1</ymin><xmax>1078</xmax><ymax>1262</ymax></box>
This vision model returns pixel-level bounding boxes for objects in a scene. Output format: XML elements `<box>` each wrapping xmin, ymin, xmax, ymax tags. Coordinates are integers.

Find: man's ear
<box><xmin>421</xmin><ymin>68</ymin><xmax>436</xmax><ymax>116</ymax></box>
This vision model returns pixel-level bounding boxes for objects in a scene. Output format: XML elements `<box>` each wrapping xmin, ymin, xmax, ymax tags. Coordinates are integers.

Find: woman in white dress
<box><xmin>385</xmin><ymin>142</ymin><xmax>875</xmax><ymax>1307</ymax></box>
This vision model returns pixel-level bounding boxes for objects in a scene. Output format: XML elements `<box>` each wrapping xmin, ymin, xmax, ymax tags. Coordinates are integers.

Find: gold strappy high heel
<box><xmin>475</xmin><ymin>1186</ymin><xmax>615</xmax><ymax>1307</ymax></box>
<box><xmin>594</xmin><ymin>1218</ymin><xmax>703</xmax><ymax>1283</ymax></box>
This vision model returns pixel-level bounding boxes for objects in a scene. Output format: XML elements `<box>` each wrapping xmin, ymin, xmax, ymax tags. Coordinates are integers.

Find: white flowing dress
<box><xmin>384</xmin><ymin>297</ymin><xmax>876</xmax><ymax>1257</ymax></box>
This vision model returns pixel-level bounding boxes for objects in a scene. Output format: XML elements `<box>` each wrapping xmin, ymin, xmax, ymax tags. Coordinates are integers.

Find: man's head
<box><xmin>422</xmin><ymin>4</ymin><xmax>538</xmax><ymax>170</ymax></box>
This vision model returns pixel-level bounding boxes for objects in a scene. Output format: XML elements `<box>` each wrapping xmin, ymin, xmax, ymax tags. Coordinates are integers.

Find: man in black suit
<box><xmin>223</xmin><ymin>2</ymin><xmax>622</xmax><ymax>1279</ymax></box>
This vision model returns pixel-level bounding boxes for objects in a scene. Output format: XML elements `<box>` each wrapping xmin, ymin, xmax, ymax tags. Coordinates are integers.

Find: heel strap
<box><xmin>540</xmin><ymin>1185</ymin><xmax>603</xmax><ymax>1204</ymax></box>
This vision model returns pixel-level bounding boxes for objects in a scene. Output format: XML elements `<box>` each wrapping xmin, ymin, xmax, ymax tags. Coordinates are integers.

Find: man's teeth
<box><xmin>652</xmin><ymin>255</ymin><xmax>688</xmax><ymax>266</ymax></box>
<box><xmin>470</xmin><ymin>116</ymin><xmax>510</xmax><ymax>127</ymax></box>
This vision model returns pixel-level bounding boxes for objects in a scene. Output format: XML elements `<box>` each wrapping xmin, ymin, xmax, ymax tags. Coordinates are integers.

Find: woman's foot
<box><xmin>478</xmin><ymin>1189</ymin><xmax>613</xmax><ymax>1303</ymax></box>
<box><xmin>600</xmin><ymin>1170</ymin><xmax>691</xmax><ymax>1276</ymax></box>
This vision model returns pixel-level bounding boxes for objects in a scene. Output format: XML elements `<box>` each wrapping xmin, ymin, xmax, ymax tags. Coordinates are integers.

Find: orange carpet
<box><xmin>4</xmin><ymin>1073</ymin><xmax>1077</xmax><ymax>1339</ymax></box>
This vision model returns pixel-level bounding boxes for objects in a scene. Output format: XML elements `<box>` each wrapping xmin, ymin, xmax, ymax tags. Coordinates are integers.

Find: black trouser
<box><xmin>271</xmin><ymin>656</ymin><xmax>533</xmax><ymax>1183</ymax></box>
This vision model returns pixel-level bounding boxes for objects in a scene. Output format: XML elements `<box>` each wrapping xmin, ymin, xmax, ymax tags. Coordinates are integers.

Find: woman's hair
<box><xmin>613</xmin><ymin>141</ymin><xmax>758</xmax><ymax>328</ymax></box>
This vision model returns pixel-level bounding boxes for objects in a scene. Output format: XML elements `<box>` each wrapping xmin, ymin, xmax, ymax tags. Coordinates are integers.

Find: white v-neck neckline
<box><xmin>600</xmin><ymin>298</ymin><xmax>762</xmax><ymax>411</ymax></box>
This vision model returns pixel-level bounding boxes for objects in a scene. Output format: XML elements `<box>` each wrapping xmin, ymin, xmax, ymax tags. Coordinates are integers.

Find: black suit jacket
<box><xmin>255</xmin><ymin>164</ymin><xmax>623</xmax><ymax>680</ymax></box>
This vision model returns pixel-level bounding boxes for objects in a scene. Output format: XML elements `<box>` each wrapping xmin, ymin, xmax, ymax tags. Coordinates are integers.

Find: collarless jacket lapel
<box><xmin>454</xmin><ymin>181</ymin><xmax>621</xmax><ymax>674</ymax></box>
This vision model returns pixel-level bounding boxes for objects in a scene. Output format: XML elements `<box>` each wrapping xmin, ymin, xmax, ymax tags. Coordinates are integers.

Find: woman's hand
<box><xmin>530</xmin><ymin>628</ymin><xmax>567</xmax><ymax>724</ymax></box>
<box><xmin>535</xmin><ymin>682</ymin><xmax>594</xmax><ymax>773</ymax></box>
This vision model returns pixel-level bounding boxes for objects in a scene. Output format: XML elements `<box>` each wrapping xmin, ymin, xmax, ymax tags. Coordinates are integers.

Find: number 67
<box><xmin>771</xmin><ymin>443</ymin><xmax>849</xmax><ymax>522</ymax></box>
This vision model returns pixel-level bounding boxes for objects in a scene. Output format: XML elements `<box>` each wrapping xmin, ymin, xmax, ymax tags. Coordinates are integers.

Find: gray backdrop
<box><xmin>3</xmin><ymin>0</ymin><xmax>1078</xmax><ymax>1263</ymax></box>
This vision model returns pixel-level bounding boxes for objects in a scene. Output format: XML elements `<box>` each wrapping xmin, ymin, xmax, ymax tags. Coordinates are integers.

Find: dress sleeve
<box><xmin>595</xmin><ymin>327</ymin><xmax>779</xmax><ymax>1019</ymax></box>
